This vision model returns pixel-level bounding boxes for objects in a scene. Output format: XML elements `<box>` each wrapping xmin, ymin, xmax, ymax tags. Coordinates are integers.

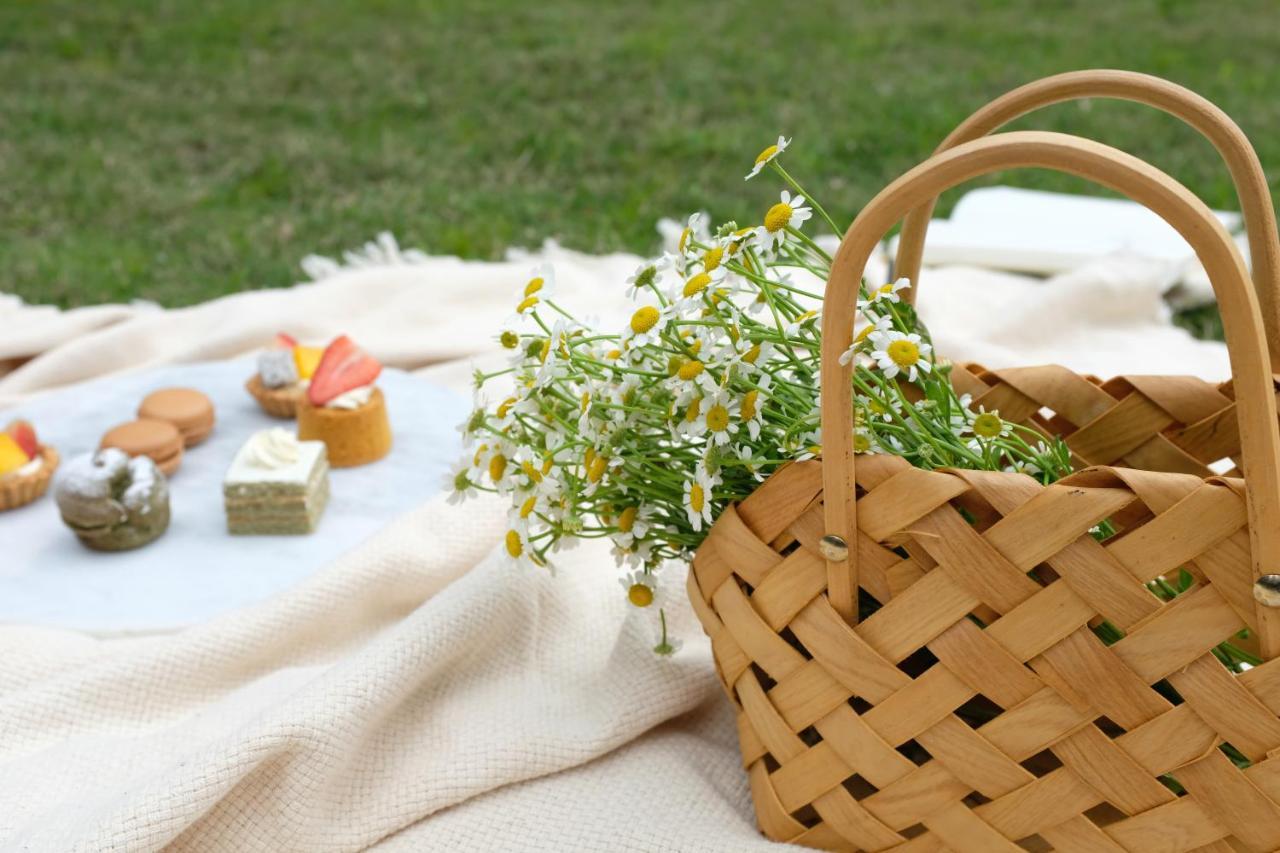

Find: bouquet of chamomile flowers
<box><xmin>448</xmin><ymin>138</ymin><xmax>1072</xmax><ymax>655</ymax></box>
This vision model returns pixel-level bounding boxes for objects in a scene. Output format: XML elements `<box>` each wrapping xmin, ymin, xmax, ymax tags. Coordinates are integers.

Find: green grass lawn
<box><xmin>1</xmin><ymin>0</ymin><xmax>1275</xmax><ymax>317</ymax></box>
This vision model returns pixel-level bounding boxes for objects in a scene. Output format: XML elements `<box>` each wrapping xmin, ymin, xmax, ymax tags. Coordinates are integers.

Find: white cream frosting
<box><xmin>324</xmin><ymin>384</ymin><xmax>374</xmax><ymax>410</ymax></box>
<box><xmin>2</xmin><ymin>455</ymin><xmax>43</xmax><ymax>480</ymax></box>
<box><xmin>225</xmin><ymin>431</ymin><xmax>326</xmax><ymax>487</ymax></box>
<box><xmin>244</xmin><ymin>428</ymin><xmax>302</xmax><ymax>469</ymax></box>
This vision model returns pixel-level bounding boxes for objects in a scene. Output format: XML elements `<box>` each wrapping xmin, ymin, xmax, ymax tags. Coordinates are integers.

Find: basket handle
<box><xmin>821</xmin><ymin>131</ymin><xmax>1280</xmax><ymax>659</ymax></box>
<box><xmin>893</xmin><ymin>69</ymin><xmax>1280</xmax><ymax>371</ymax></box>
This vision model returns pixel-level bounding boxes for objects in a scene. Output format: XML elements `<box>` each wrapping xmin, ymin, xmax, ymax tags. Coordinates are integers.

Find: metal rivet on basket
<box><xmin>818</xmin><ymin>535</ymin><xmax>849</xmax><ymax>562</ymax></box>
<box><xmin>1254</xmin><ymin>575</ymin><xmax>1280</xmax><ymax>608</ymax></box>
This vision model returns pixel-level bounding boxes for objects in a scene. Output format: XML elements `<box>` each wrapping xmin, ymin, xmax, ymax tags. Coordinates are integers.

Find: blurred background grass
<box><xmin>0</xmin><ymin>0</ymin><xmax>1274</xmax><ymax>336</ymax></box>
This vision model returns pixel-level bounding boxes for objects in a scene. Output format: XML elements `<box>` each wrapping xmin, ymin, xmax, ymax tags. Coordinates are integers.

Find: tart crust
<box><xmin>0</xmin><ymin>445</ymin><xmax>60</xmax><ymax>511</ymax></box>
<box><xmin>246</xmin><ymin>374</ymin><xmax>303</xmax><ymax>419</ymax></box>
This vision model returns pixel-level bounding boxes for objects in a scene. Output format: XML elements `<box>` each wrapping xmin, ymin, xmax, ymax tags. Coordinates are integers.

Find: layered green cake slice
<box><xmin>224</xmin><ymin>428</ymin><xmax>329</xmax><ymax>535</ymax></box>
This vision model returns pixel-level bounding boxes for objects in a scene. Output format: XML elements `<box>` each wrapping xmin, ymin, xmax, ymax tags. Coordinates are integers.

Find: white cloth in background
<box><xmin>0</xmin><ymin>236</ymin><xmax>1235</xmax><ymax>851</ymax></box>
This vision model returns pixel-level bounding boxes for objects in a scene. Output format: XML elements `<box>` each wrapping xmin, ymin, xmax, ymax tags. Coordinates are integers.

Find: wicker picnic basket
<box><xmin>686</xmin><ymin>70</ymin><xmax>1280</xmax><ymax>851</ymax></box>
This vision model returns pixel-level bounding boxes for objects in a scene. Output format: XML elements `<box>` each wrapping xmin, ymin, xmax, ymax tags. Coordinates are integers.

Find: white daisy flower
<box><xmin>612</xmin><ymin>538</ymin><xmax>655</xmax><ymax>570</ymax></box>
<box><xmin>744</xmin><ymin>135</ymin><xmax>791</xmax><ymax>180</ymax></box>
<box><xmin>755</xmin><ymin>190</ymin><xmax>813</xmax><ymax>253</ymax></box>
<box><xmin>739</xmin><ymin>375</ymin><xmax>770</xmax><ymax>440</ymax></box>
<box><xmin>523</xmin><ymin>263</ymin><xmax>557</xmax><ymax>301</ymax></box>
<box><xmin>622</xmin><ymin>303</ymin><xmax>669</xmax><ymax>349</ymax></box>
<box><xmin>610</xmin><ymin>503</ymin><xmax>654</xmax><ymax>550</ymax></box>
<box><xmin>501</xmin><ymin>525</ymin><xmax>544</xmax><ymax>572</ymax></box>
<box><xmin>792</xmin><ymin>428</ymin><xmax>823</xmax><ymax>461</ymax></box>
<box><xmin>839</xmin><ymin>314</ymin><xmax>892</xmax><ymax>366</ymax></box>
<box><xmin>869</xmin><ymin>329</ymin><xmax>932</xmax><ymax>382</ymax></box>
<box><xmin>444</xmin><ymin>459</ymin><xmax>479</xmax><ymax>504</ymax></box>
<box><xmin>619</xmin><ymin>569</ymin><xmax>664</xmax><ymax>609</ymax></box>
<box><xmin>682</xmin><ymin>465</ymin><xmax>720</xmax><ymax>532</ymax></box>
<box><xmin>695</xmin><ymin>388</ymin><xmax>739</xmax><ymax>446</ymax></box>
<box><xmin>784</xmin><ymin>309</ymin><xmax>820</xmax><ymax>337</ymax></box>
<box><xmin>672</xmin><ymin>265</ymin><xmax>727</xmax><ymax>310</ymax></box>
<box><xmin>730</xmin><ymin>444</ymin><xmax>765</xmax><ymax>481</ymax></box>
<box><xmin>734</xmin><ymin>339</ymin><xmax>775</xmax><ymax>374</ymax></box>
<box><xmin>625</xmin><ymin>262</ymin><xmax>664</xmax><ymax>299</ymax></box>
<box><xmin>968</xmin><ymin>406</ymin><xmax>1012</xmax><ymax>439</ymax></box>
<box><xmin>860</xmin><ymin>277</ymin><xmax>911</xmax><ymax>308</ymax></box>
<box><xmin>480</xmin><ymin>441</ymin><xmax>517</xmax><ymax>489</ymax></box>
<box><xmin>670</xmin><ymin>213</ymin><xmax>710</xmax><ymax>272</ymax></box>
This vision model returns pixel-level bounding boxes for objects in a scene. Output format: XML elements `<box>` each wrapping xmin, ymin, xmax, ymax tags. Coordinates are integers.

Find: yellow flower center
<box><xmin>706</xmin><ymin>404</ymin><xmax>730</xmax><ymax>432</ymax></box>
<box><xmin>854</xmin><ymin>323</ymin><xmax>876</xmax><ymax>344</ymax></box>
<box><xmin>541</xmin><ymin>455</ymin><xmax>554</xmax><ymax>475</ymax></box>
<box><xmin>521</xmin><ymin>460</ymin><xmax>542</xmax><ymax>483</ymax></box>
<box><xmin>685</xmin><ymin>398</ymin><xmax>702</xmax><ymax>423</ymax></box>
<box><xmin>678</xmin><ymin>227</ymin><xmax>692</xmax><ymax>253</ymax></box>
<box><xmin>688</xmin><ymin>339</ymin><xmax>703</xmax><ymax>355</ymax></box>
<box><xmin>489</xmin><ymin>453</ymin><xmax>508</xmax><ymax>482</ymax></box>
<box><xmin>497</xmin><ymin>397</ymin><xmax>517</xmax><ymax>418</ymax></box>
<box><xmin>688</xmin><ymin>483</ymin><xmax>705</xmax><ymax>513</ymax></box>
<box><xmin>755</xmin><ymin>144</ymin><xmax>779</xmax><ymax>164</ymax></box>
<box><xmin>584</xmin><ymin>447</ymin><xmax>597</xmax><ymax>468</ymax></box>
<box><xmin>743</xmin><ymin>343</ymin><xmax>761</xmax><ymax>364</ymax></box>
<box><xmin>580</xmin><ymin>392</ymin><xmax>590</xmax><ymax>413</ymax></box>
<box><xmin>588</xmin><ymin>455</ymin><xmax>608</xmax><ymax>483</ymax></box>
<box><xmin>703</xmin><ymin>246</ymin><xmax>724</xmax><ymax>271</ymax></box>
<box><xmin>741</xmin><ymin>389</ymin><xmax>759</xmax><ymax>421</ymax></box>
<box><xmin>618</xmin><ymin>506</ymin><xmax>638</xmax><ymax>533</ymax></box>
<box><xmin>516</xmin><ymin>295</ymin><xmax>539</xmax><ymax>313</ymax></box>
<box><xmin>605</xmin><ymin>348</ymin><xmax>621</xmax><ymax>360</ymax></box>
<box><xmin>683</xmin><ymin>272</ymin><xmax>711</xmax><ymax>297</ymax></box>
<box><xmin>764</xmin><ymin>202</ymin><xmax>793</xmax><ymax>233</ymax></box>
<box><xmin>473</xmin><ymin>443</ymin><xmax>489</xmax><ymax>466</ymax></box>
<box><xmin>886</xmin><ymin>339</ymin><xmax>921</xmax><ymax>368</ymax></box>
<box><xmin>630</xmin><ymin>306</ymin><xmax>660</xmax><ymax>334</ymax></box>
<box><xmin>539</xmin><ymin>338</ymin><xmax>550</xmax><ymax>363</ymax></box>
<box><xmin>678</xmin><ymin>360</ymin><xmax>705</xmax><ymax>380</ymax></box>
<box><xmin>500</xmin><ymin>330</ymin><xmax>519</xmax><ymax>349</ymax></box>
<box><xmin>505</xmin><ymin>530</ymin><xmax>523</xmax><ymax>558</ymax></box>
<box><xmin>628</xmin><ymin>583</ymin><xmax>654</xmax><ymax>608</ymax></box>
<box><xmin>973</xmin><ymin>412</ymin><xmax>1005</xmax><ymax>439</ymax></box>
<box><xmin>519</xmin><ymin>496</ymin><xmax>537</xmax><ymax>518</ymax></box>
<box><xmin>524</xmin><ymin>276</ymin><xmax>545</xmax><ymax>297</ymax></box>
<box><xmin>854</xmin><ymin>433</ymin><xmax>871</xmax><ymax>454</ymax></box>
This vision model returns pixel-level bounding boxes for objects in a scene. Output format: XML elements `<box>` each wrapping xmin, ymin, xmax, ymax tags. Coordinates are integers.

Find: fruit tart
<box><xmin>0</xmin><ymin>420</ymin><xmax>59</xmax><ymax>511</ymax></box>
<box><xmin>246</xmin><ymin>332</ymin><xmax>325</xmax><ymax>418</ymax></box>
<box><xmin>296</xmin><ymin>335</ymin><xmax>392</xmax><ymax>467</ymax></box>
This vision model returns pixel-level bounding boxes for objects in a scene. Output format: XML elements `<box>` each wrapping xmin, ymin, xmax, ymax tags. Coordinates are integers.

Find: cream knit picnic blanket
<box><xmin>0</xmin><ymin>235</ymin><xmax>1234</xmax><ymax>851</ymax></box>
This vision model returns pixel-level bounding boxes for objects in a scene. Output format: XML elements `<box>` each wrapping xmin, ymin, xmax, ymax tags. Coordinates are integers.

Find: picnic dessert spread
<box><xmin>55</xmin><ymin>448</ymin><xmax>170</xmax><ymax>551</ymax></box>
<box><xmin>138</xmin><ymin>387</ymin><xmax>216</xmax><ymax>447</ymax></box>
<box><xmin>224</xmin><ymin>428</ymin><xmax>330</xmax><ymax>534</ymax></box>
<box><xmin>296</xmin><ymin>335</ymin><xmax>392</xmax><ymax>467</ymax></box>
<box><xmin>100</xmin><ymin>418</ymin><xmax>185</xmax><ymax>476</ymax></box>
<box><xmin>0</xmin><ymin>420</ymin><xmax>59</xmax><ymax>512</ymax></box>
<box><xmin>246</xmin><ymin>332</ymin><xmax>324</xmax><ymax>418</ymax></box>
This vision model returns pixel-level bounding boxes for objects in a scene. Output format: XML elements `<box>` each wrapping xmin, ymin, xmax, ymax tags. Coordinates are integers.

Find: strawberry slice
<box><xmin>307</xmin><ymin>335</ymin><xmax>382</xmax><ymax>405</ymax></box>
<box><xmin>6</xmin><ymin>420</ymin><xmax>38</xmax><ymax>458</ymax></box>
<box><xmin>274</xmin><ymin>332</ymin><xmax>299</xmax><ymax>348</ymax></box>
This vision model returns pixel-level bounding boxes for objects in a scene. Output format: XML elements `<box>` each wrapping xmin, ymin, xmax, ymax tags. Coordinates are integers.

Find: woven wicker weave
<box><xmin>688</xmin><ymin>71</ymin><xmax>1280</xmax><ymax>851</ymax></box>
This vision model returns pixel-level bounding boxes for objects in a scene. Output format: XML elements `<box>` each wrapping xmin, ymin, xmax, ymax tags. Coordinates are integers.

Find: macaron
<box><xmin>138</xmin><ymin>387</ymin><xmax>216</xmax><ymax>447</ymax></box>
<box><xmin>100</xmin><ymin>418</ymin><xmax>184</xmax><ymax>476</ymax></box>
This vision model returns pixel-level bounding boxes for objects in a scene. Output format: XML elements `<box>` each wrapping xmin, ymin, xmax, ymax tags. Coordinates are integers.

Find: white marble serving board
<box><xmin>0</xmin><ymin>360</ymin><xmax>468</xmax><ymax>633</ymax></box>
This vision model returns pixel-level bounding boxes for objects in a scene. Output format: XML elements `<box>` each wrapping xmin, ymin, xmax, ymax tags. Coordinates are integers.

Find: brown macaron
<box><xmin>100</xmin><ymin>418</ymin><xmax>184</xmax><ymax>476</ymax></box>
<box><xmin>138</xmin><ymin>387</ymin><xmax>216</xmax><ymax>447</ymax></box>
